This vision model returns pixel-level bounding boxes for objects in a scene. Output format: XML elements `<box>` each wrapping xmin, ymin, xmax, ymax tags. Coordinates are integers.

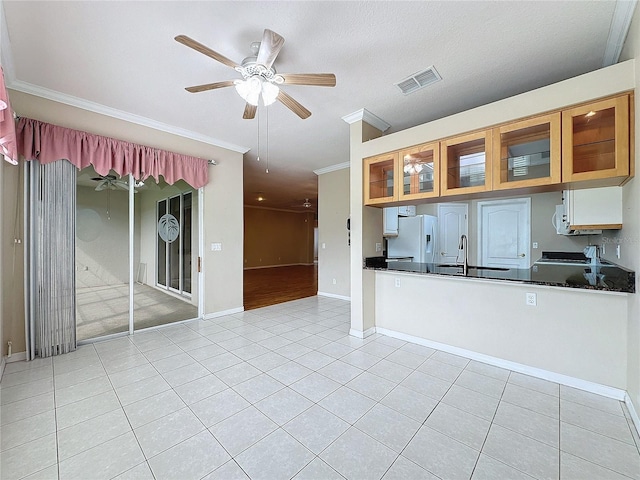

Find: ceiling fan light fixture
<box><xmin>261</xmin><ymin>81</ymin><xmax>279</xmax><ymax>106</ymax></box>
<box><xmin>235</xmin><ymin>75</ymin><xmax>279</xmax><ymax>107</ymax></box>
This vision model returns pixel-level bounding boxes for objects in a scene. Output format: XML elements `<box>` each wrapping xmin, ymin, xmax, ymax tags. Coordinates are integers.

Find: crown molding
<box><xmin>7</xmin><ymin>79</ymin><xmax>251</xmax><ymax>154</ymax></box>
<box><xmin>603</xmin><ymin>0</ymin><xmax>638</xmax><ymax>66</ymax></box>
<box><xmin>341</xmin><ymin>108</ymin><xmax>390</xmax><ymax>132</ymax></box>
<box><xmin>313</xmin><ymin>161</ymin><xmax>350</xmax><ymax>175</ymax></box>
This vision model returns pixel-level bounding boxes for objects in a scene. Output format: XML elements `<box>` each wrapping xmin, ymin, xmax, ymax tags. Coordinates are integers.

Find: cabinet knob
<box><xmin>441</xmin><ymin>252</ymin><xmax>446</xmax><ymax>256</ymax></box>
<box><xmin>519</xmin><ymin>253</ymin><xmax>526</xmax><ymax>257</ymax></box>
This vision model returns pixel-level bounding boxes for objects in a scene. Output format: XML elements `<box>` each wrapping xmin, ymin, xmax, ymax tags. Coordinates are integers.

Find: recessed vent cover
<box><xmin>395</xmin><ymin>66</ymin><xmax>442</xmax><ymax>95</ymax></box>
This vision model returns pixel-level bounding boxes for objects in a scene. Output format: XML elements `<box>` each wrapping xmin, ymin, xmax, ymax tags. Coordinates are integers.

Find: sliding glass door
<box><xmin>76</xmin><ymin>167</ymin><xmax>200</xmax><ymax>341</ymax></box>
<box><xmin>156</xmin><ymin>192</ymin><xmax>192</xmax><ymax>296</ymax></box>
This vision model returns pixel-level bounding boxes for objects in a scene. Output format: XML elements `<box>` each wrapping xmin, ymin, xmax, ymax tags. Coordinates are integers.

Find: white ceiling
<box><xmin>0</xmin><ymin>1</ymin><xmax>630</xmax><ymax>212</ymax></box>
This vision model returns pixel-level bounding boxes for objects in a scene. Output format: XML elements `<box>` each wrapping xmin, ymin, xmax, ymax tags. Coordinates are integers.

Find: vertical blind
<box><xmin>26</xmin><ymin>159</ymin><xmax>77</xmax><ymax>358</ymax></box>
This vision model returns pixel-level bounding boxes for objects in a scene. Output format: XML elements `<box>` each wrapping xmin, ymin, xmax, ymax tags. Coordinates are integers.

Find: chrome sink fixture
<box><xmin>457</xmin><ymin>234</ymin><xmax>469</xmax><ymax>276</ymax></box>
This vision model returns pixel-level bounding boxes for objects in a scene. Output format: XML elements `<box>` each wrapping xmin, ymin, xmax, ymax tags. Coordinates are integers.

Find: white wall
<box><xmin>318</xmin><ymin>167</ymin><xmax>350</xmax><ymax>298</ymax></box>
<box><xmin>620</xmin><ymin>8</ymin><xmax>640</xmax><ymax>418</ymax></box>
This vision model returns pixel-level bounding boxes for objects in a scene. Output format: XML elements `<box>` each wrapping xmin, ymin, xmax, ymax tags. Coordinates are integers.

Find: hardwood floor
<box><xmin>244</xmin><ymin>264</ymin><xmax>318</xmax><ymax>310</ymax></box>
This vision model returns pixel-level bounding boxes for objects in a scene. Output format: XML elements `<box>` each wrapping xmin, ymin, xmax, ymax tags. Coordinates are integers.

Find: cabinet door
<box><xmin>441</xmin><ymin>130</ymin><xmax>492</xmax><ymax>196</ymax></box>
<box><xmin>562</xmin><ymin>95</ymin><xmax>630</xmax><ymax>183</ymax></box>
<box><xmin>383</xmin><ymin>207</ymin><xmax>399</xmax><ymax>236</ymax></box>
<box><xmin>492</xmin><ymin>113</ymin><xmax>561</xmax><ymax>190</ymax></box>
<box><xmin>398</xmin><ymin>142</ymin><xmax>440</xmax><ymax>201</ymax></box>
<box><xmin>364</xmin><ymin>153</ymin><xmax>398</xmax><ymax>205</ymax></box>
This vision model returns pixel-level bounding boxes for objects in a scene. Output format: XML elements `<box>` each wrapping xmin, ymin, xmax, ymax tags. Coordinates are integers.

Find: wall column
<box><xmin>343</xmin><ymin>109</ymin><xmax>389</xmax><ymax>337</ymax></box>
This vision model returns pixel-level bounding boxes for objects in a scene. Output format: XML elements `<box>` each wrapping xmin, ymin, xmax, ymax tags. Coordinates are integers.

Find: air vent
<box><xmin>395</xmin><ymin>66</ymin><xmax>442</xmax><ymax>95</ymax></box>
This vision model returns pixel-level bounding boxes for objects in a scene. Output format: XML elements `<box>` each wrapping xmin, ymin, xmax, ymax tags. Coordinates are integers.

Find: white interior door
<box><xmin>478</xmin><ymin>198</ymin><xmax>531</xmax><ymax>268</ymax></box>
<box><xmin>437</xmin><ymin>203</ymin><xmax>468</xmax><ymax>264</ymax></box>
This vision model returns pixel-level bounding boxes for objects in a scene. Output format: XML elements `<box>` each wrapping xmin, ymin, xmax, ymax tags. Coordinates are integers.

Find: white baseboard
<box><xmin>317</xmin><ymin>292</ymin><xmax>351</xmax><ymax>301</ymax></box>
<box><xmin>625</xmin><ymin>393</ymin><xmax>640</xmax><ymax>436</ymax></box>
<box><xmin>349</xmin><ymin>327</ymin><xmax>376</xmax><ymax>339</ymax></box>
<box><xmin>203</xmin><ymin>307</ymin><xmax>244</xmax><ymax>320</ymax></box>
<box><xmin>376</xmin><ymin>327</ymin><xmax>626</xmax><ymax>401</ymax></box>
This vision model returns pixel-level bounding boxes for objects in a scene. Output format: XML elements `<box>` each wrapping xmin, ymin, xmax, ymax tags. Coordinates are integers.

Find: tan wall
<box><xmin>243</xmin><ymin>207</ymin><xmax>315</xmax><ymax>269</ymax></box>
<box><xmin>620</xmin><ymin>10</ymin><xmax>640</xmax><ymax>415</ymax></box>
<box><xmin>1</xmin><ymin>159</ymin><xmax>24</xmax><ymax>357</ymax></box>
<box><xmin>317</xmin><ymin>167</ymin><xmax>350</xmax><ymax>297</ymax></box>
<box><xmin>5</xmin><ymin>90</ymin><xmax>244</xmax><ymax>352</ymax></box>
<box><xmin>375</xmin><ymin>271</ymin><xmax>628</xmax><ymax>389</ymax></box>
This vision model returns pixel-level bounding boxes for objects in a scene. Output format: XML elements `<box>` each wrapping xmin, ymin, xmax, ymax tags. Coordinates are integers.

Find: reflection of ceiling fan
<box><xmin>302</xmin><ymin>198</ymin><xmax>312</xmax><ymax>208</ymax></box>
<box><xmin>92</xmin><ymin>175</ymin><xmax>128</xmax><ymax>191</ymax></box>
<box><xmin>175</xmin><ymin>29</ymin><xmax>336</xmax><ymax>120</ymax></box>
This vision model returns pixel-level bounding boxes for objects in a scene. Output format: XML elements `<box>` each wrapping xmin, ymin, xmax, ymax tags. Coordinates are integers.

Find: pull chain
<box><xmin>256</xmin><ymin>106</ymin><xmax>260</xmax><ymax>162</ymax></box>
<box><xmin>266</xmin><ymin>107</ymin><xmax>269</xmax><ymax>174</ymax></box>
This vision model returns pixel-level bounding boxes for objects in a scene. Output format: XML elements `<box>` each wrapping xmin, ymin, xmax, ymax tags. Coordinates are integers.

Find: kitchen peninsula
<box><xmin>346</xmin><ymin>61</ymin><xmax>637</xmax><ymax>403</ymax></box>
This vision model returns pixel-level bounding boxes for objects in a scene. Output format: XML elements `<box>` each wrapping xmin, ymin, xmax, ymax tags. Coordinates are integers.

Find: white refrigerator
<box><xmin>387</xmin><ymin>214</ymin><xmax>438</xmax><ymax>263</ymax></box>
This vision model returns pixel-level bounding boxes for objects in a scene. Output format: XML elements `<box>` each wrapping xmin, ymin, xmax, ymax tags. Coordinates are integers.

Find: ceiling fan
<box><xmin>175</xmin><ymin>29</ymin><xmax>336</xmax><ymax>120</ymax></box>
<box><xmin>302</xmin><ymin>198</ymin><xmax>312</xmax><ymax>208</ymax></box>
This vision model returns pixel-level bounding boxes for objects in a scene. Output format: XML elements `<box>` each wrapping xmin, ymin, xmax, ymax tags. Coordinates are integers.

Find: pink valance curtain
<box><xmin>16</xmin><ymin>117</ymin><xmax>209</xmax><ymax>189</ymax></box>
<box><xmin>0</xmin><ymin>66</ymin><xmax>18</xmax><ymax>165</ymax></box>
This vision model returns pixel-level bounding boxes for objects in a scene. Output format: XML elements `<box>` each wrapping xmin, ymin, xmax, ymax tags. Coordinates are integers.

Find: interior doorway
<box><xmin>477</xmin><ymin>198</ymin><xmax>531</xmax><ymax>268</ymax></box>
<box><xmin>437</xmin><ymin>203</ymin><xmax>469</xmax><ymax>264</ymax></box>
<box><xmin>75</xmin><ymin>165</ymin><xmax>200</xmax><ymax>341</ymax></box>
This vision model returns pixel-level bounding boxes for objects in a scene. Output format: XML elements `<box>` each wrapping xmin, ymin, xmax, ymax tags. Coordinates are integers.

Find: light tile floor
<box><xmin>1</xmin><ymin>296</ymin><xmax>639</xmax><ymax>480</ymax></box>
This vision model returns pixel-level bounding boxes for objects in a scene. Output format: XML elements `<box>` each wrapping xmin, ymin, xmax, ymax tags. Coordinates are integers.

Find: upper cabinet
<box><xmin>562</xmin><ymin>96</ymin><xmax>630</xmax><ymax>184</ymax></box>
<box><xmin>492</xmin><ymin>113</ymin><xmax>561</xmax><ymax>190</ymax></box>
<box><xmin>364</xmin><ymin>152</ymin><xmax>398</xmax><ymax>205</ymax></box>
<box><xmin>362</xmin><ymin>93</ymin><xmax>633</xmax><ymax>207</ymax></box>
<box><xmin>441</xmin><ymin>130</ymin><xmax>492</xmax><ymax>196</ymax></box>
<box><xmin>398</xmin><ymin>142</ymin><xmax>440</xmax><ymax>201</ymax></box>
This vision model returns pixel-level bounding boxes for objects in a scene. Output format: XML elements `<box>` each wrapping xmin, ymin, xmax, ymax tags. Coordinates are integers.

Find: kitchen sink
<box><xmin>435</xmin><ymin>264</ymin><xmax>510</xmax><ymax>272</ymax></box>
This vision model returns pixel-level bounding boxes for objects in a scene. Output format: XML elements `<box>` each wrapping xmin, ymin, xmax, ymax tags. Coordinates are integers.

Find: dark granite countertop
<box><xmin>364</xmin><ymin>257</ymin><xmax>635</xmax><ymax>293</ymax></box>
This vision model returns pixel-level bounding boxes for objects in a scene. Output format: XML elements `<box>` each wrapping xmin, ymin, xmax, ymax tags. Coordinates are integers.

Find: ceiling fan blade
<box><xmin>243</xmin><ymin>103</ymin><xmax>257</xmax><ymax>120</ymax></box>
<box><xmin>280</xmin><ymin>73</ymin><xmax>336</xmax><ymax>87</ymax></box>
<box><xmin>95</xmin><ymin>181</ymin><xmax>108</xmax><ymax>192</ymax></box>
<box><xmin>185</xmin><ymin>81</ymin><xmax>236</xmax><ymax>93</ymax></box>
<box><xmin>277</xmin><ymin>90</ymin><xmax>311</xmax><ymax>119</ymax></box>
<box><xmin>256</xmin><ymin>29</ymin><xmax>285</xmax><ymax>70</ymax></box>
<box><xmin>115</xmin><ymin>181</ymin><xmax>129</xmax><ymax>191</ymax></box>
<box><xmin>175</xmin><ymin>35</ymin><xmax>239</xmax><ymax>69</ymax></box>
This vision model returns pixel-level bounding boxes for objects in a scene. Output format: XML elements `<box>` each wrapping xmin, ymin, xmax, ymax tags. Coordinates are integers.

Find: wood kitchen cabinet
<box><xmin>364</xmin><ymin>152</ymin><xmax>398</xmax><ymax>205</ymax></box>
<box><xmin>492</xmin><ymin>113</ymin><xmax>561</xmax><ymax>190</ymax></box>
<box><xmin>441</xmin><ymin>130</ymin><xmax>492</xmax><ymax>196</ymax></box>
<box><xmin>397</xmin><ymin>142</ymin><xmax>440</xmax><ymax>201</ymax></box>
<box><xmin>562</xmin><ymin>95</ymin><xmax>630</xmax><ymax>184</ymax></box>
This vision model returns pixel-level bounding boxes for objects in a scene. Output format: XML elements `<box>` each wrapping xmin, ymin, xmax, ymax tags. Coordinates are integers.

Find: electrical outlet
<box><xmin>211</xmin><ymin>242</ymin><xmax>222</xmax><ymax>251</ymax></box>
<box><xmin>332</xmin><ymin>278</ymin><xmax>337</xmax><ymax>285</ymax></box>
<box><xmin>376</xmin><ymin>243</ymin><xmax>382</xmax><ymax>252</ymax></box>
<box><xmin>526</xmin><ymin>292</ymin><xmax>537</xmax><ymax>306</ymax></box>
<box><xmin>322</xmin><ymin>243</ymin><xmax>326</xmax><ymax>249</ymax></box>
<box><xmin>395</xmin><ymin>278</ymin><xmax>401</xmax><ymax>288</ymax></box>
<box><xmin>532</xmin><ymin>242</ymin><xmax>538</xmax><ymax>249</ymax></box>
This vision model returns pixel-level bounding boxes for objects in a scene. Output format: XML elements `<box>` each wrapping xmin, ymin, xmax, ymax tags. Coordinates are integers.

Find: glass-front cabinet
<box><xmin>492</xmin><ymin>113</ymin><xmax>561</xmax><ymax>190</ymax></box>
<box><xmin>562</xmin><ymin>95</ymin><xmax>630</xmax><ymax>183</ymax></box>
<box><xmin>441</xmin><ymin>130</ymin><xmax>492</xmax><ymax>196</ymax></box>
<box><xmin>364</xmin><ymin>152</ymin><xmax>398</xmax><ymax>204</ymax></box>
<box><xmin>398</xmin><ymin>142</ymin><xmax>440</xmax><ymax>201</ymax></box>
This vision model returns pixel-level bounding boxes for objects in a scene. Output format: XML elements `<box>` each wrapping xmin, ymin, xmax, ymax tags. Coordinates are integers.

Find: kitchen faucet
<box><xmin>458</xmin><ymin>234</ymin><xmax>468</xmax><ymax>276</ymax></box>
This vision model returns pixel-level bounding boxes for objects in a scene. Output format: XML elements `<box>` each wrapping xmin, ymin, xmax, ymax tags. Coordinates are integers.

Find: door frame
<box><xmin>476</xmin><ymin>197</ymin><xmax>531</xmax><ymax>268</ymax></box>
